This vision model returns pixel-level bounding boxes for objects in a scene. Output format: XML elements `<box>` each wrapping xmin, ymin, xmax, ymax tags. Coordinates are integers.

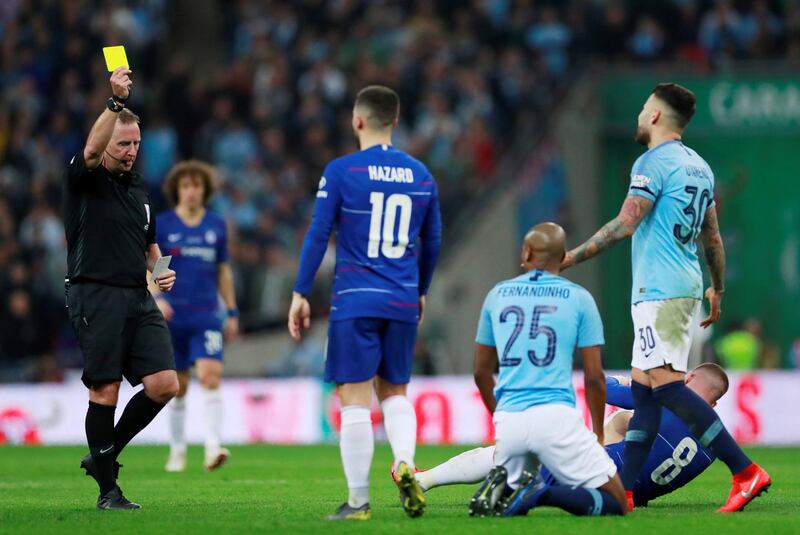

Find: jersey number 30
<box><xmin>368</xmin><ymin>192</ymin><xmax>412</xmax><ymax>259</ymax></box>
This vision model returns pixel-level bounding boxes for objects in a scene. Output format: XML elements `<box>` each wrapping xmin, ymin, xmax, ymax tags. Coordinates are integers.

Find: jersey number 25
<box><xmin>368</xmin><ymin>192</ymin><xmax>412</xmax><ymax>259</ymax></box>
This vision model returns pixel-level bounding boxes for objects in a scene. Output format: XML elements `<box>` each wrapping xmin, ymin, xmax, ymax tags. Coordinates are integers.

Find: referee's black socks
<box><xmin>113</xmin><ymin>390</ymin><xmax>167</xmax><ymax>459</ymax></box>
<box><xmin>86</xmin><ymin>401</ymin><xmax>117</xmax><ymax>495</ymax></box>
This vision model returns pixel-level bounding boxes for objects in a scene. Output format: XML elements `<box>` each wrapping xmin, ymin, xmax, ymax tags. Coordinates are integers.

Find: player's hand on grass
<box><xmin>418</xmin><ymin>295</ymin><xmax>426</xmax><ymax>326</ymax></box>
<box><xmin>156</xmin><ymin>269</ymin><xmax>176</xmax><ymax>292</ymax></box>
<box><xmin>155</xmin><ymin>297</ymin><xmax>174</xmax><ymax>322</ymax></box>
<box><xmin>110</xmin><ymin>67</ymin><xmax>132</xmax><ymax>101</ymax></box>
<box><xmin>288</xmin><ymin>292</ymin><xmax>311</xmax><ymax>342</ymax></box>
<box><xmin>700</xmin><ymin>287</ymin><xmax>722</xmax><ymax>328</ymax></box>
<box><xmin>224</xmin><ymin>316</ymin><xmax>239</xmax><ymax>341</ymax></box>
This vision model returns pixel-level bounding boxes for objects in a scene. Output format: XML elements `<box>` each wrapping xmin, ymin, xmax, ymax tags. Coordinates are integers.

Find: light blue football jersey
<box><xmin>627</xmin><ymin>140</ymin><xmax>715</xmax><ymax>304</ymax></box>
<box><xmin>475</xmin><ymin>270</ymin><xmax>604</xmax><ymax>412</ymax></box>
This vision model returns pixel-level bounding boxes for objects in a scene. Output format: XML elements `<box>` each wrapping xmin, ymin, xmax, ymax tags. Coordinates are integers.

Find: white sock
<box><xmin>416</xmin><ymin>446</ymin><xmax>495</xmax><ymax>491</ymax></box>
<box><xmin>203</xmin><ymin>387</ymin><xmax>223</xmax><ymax>452</ymax></box>
<box><xmin>381</xmin><ymin>395</ymin><xmax>417</xmax><ymax>470</ymax></box>
<box><xmin>168</xmin><ymin>396</ymin><xmax>186</xmax><ymax>453</ymax></box>
<box><xmin>340</xmin><ymin>405</ymin><xmax>373</xmax><ymax>508</ymax></box>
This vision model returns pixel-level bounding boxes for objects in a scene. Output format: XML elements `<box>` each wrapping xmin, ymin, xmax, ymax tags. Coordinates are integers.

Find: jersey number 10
<box><xmin>368</xmin><ymin>192</ymin><xmax>412</xmax><ymax>259</ymax></box>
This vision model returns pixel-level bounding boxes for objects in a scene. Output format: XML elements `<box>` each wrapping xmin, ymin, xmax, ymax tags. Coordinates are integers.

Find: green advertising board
<box><xmin>599</xmin><ymin>73</ymin><xmax>800</xmax><ymax>369</ymax></box>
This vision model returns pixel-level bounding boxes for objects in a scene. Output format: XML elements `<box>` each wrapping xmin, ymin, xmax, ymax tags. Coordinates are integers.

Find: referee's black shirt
<box><xmin>63</xmin><ymin>152</ymin><xmax>156</xmax><ymax>288</ymax></box>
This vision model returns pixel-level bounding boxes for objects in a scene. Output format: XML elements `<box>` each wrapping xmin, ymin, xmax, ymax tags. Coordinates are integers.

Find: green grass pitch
<box><xmin>1</xmin><ymin>445</ymin><xmax>798</xmax><ymax>534</ymax></box>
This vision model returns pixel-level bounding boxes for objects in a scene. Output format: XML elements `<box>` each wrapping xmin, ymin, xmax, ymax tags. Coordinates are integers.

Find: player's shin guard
<box><xmin>86</xmin><ymin>401</ymin><xmax>117</xmax><ymax>494</ymax></box>
<box><xmin>653</xmin><ymin>381</ymin><xmax>751</xmax><ymax>475</ymax></box>
<box><xmin>539</xmin><ymin>486</ymin><xmax>624</xmax><ymax>516</ymax></box>
<box><xmin>417</xmin><ymin>446</ymin><xmax>495</xmax><ymax>491</ymax></box>
<box><xmin>113</xmin><ymin>390</ymin><xmax>167</xmax><ymax>458</ymax></box>
<box><xmin>340</xmin><ymin>405</ymin><xmax>374</xmax><ymax>508</ymax></box>
<box><xmin>621</xmin><ymin>382</ymin><xmax>662</xmax><ymax>491</ymax></box>
<box><xmin>168</xmin><ymin>396</ymin><xmax>186</xmax><ymax>452</ymax></box>
<box><xmin>381</xmin><ymin>395</ymin><xmax>416</xmax><ymax>470</ymax></box>
<box><xmin>202</xmin><ymin>387</ymin><xmax>223</xmax><ymax>451</ymax></box>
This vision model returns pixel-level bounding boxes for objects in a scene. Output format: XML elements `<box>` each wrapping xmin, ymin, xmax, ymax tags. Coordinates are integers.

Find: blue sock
<box><xmin>621</xmin><ymin>381</ymin><xmax>662</xmax><ymax>490</ymax></box>
<box><xmin>539</xmin><ymin>486</ymin><xmax>624</xmax><ymax>516</ymax></box>
<box><xmin>653</xmin><ymin>380</ymin><xmax>751</xmax><ymax>475</ymax></box>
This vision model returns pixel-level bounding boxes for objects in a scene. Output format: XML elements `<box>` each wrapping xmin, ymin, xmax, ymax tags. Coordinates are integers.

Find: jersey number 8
<box><xmin>650</xmin><ymin>436</ymin><xmax>698</xmax><ymax>485</ymax></box>
<box><xmin>368</xmin><ymin>192</ymin><xmax>412</xmax><ymax>259</ymax></box>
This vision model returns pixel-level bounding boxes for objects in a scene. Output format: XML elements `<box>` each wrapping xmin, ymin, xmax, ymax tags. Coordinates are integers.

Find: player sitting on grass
<box><xmin>415</xmin><ymin>363</ymin><xmax>730</xmax><ymax>513</ymax></box>
<box><xmin>468</xmin><ymin>222</ymin><xmax>627</xmax><ymax>518</ymax></box>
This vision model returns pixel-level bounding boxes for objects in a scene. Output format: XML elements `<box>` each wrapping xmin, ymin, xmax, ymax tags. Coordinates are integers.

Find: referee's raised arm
<box><xmin>84</xmin><ymin>67</ymin><xmax>133</xmax><ymax>169</ymax></box>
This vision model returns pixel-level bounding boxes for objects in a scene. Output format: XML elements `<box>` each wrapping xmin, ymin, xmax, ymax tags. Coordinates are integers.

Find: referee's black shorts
<box><xmin>66</xmin><ymin>282</ymin><xmax>175</xmax><ymax>388</ymax></box>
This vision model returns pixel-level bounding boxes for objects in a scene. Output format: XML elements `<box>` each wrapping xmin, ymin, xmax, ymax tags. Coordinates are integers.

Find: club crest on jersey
<box><xmin>205</xmin><ymin>230</ymin><xmax>217</xmax><ymax>244</ymax></box>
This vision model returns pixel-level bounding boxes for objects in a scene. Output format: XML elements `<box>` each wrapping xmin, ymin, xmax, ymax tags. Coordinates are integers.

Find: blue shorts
<box><xmin>170</xmin><ymin>323</ymin><xmax>224</xmax><ymax>371</ymax></box>
<box><xmin>325</xmin><ymin>318</ymin><xmax>417</xmax><ymax>384</ymax></box>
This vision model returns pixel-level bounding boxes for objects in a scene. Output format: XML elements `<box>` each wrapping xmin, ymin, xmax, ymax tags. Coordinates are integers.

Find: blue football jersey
<box><xmin>475</xmin><ymin>270</ymin><xmax>604</xmax><ymax>412</ymax></box>
<box><xmin>633</xmin><ymin>410</ymin><xmax>716</xmax><ymax>505</ymax></box>
<box><xmin>156</xmin><ymin>210</ymin><xmax>228</xmax><ymax>326</ymax></box>
<box><xmin>627</xmin><ymin>140</ymin><xmax>715</xmax><ymax>304</ymax></box>
<box><xmin>294</xmin><ymin>144</ymin><xmax>442</xmax><ymax>323</ymax></box>
<box><xmin>603</xmin><ymin>377</ymin><xmax>716</xmax><ymax>505</ymax></box>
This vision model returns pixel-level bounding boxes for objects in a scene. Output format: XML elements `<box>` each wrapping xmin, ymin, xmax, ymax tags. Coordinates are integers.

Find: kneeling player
<box><xmin>417</xmin><ymin>363</ymin><xmax>730</xmax><ymax>512</ymax></box>
<box><xmin>469</xmin><ymin>222</ymin><xmax>626</xmax><ymax>518</ymax></box>
<box><xmin>154</xmin><ymin>161</ymin><xmax>239</xmax><ymax>472</ymax></box>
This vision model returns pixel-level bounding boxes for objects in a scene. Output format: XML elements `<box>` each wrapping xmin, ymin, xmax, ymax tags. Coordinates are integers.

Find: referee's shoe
<box><xmin>97</xmin><ymin>487</ymin><xmax>141</xmax><ymax>510</ymax></box>
<box><xmin>80</xmin><ymin>453</ymin><xmax>140</xmax><ymax>509</ymax></box>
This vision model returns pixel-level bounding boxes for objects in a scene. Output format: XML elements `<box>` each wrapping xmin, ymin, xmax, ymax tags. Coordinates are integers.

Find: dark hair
<box><xmin>695</xmin><ymin>362</ymin><xmax>729</xmax><ymax>400</ymax></box>
<box><xmin>355</xmin><ymin>85</ymin><xmax>400</xmax><ymax>129</ymax></box>
<box><xmin>653</xmin><ymin>83</ymin><xmax>696</xmax><ymax>128</ymax></box>
<box><xmin>162</xmin><ymin>160</ymin><xmax>217</xmax><ymax>207</ymax></box>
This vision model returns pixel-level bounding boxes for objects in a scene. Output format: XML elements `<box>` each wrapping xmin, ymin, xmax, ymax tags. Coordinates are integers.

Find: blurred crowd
<box><xmin>2</xmin><ymin>0</ymin><xmax>800</xmax><ymax>380</ymax></box>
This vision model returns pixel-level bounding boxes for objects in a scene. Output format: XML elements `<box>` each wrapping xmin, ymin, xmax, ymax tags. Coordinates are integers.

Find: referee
<box><xmin>64</xmin><ymin>67</ymin><xmax>179</xmax><ymax>509</ymax></box>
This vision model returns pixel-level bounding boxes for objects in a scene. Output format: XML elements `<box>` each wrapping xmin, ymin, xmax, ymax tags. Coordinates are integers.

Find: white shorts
<box><xmin>493</xmin><ymin>404</ymin><xmax>617</xmax><ymax>489</ymax></box>
<box><xmin>631</xmin><ymin>298</ymin><xmax>700</xmax><ymax>373</ymax></box>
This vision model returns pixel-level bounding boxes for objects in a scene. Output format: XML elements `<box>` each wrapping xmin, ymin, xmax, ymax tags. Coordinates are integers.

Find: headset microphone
<box><xmin>104</xmin><ymin>150</ymin><xmax>127</xmax><ymax>163</ymax></box>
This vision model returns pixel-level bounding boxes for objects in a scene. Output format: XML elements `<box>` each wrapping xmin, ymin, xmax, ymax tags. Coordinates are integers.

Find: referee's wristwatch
<box><xmin>106</xmin><ymin>97</ymin><xmax>124</xmax><ymax>113</ymax></box>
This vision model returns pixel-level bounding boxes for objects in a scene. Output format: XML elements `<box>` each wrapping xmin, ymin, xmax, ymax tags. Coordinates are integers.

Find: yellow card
<box><xmin>103</xmin><ymin>46</ymin><xmax>129</xmax><ymax>72</ymax></box>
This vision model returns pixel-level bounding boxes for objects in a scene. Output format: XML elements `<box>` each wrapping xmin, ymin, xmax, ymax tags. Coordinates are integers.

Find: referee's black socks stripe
<box><xmin>113</xmin><ymin>390</ymin><xmax>167</xmax><ymax>459</ymax></box>
<box><xmin>86</xmin><ymin>401</ymin><xmax>117</xmax><ymax>495</ymax></box>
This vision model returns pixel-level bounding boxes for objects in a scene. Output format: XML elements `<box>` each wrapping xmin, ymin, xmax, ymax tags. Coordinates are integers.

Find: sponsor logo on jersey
<box><xmin>180</xmin><ymin>246</ymin><xmax>217</xmax><ymax>262</ymax></box>
<box><xmin>631</xmin><ymin>174</ymin><xmax>652</xmax><ymax>188</ymax></box>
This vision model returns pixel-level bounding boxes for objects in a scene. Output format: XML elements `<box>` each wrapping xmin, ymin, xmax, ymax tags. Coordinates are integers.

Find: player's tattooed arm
<box><xmin>562</xmin><ymin>195</ymin><xmax>654</xmax><ymax>269</ymax></box>
<box><xmin>699</xmin><ymin>206</ymin><xmax>725</xmax><ymax>328</ymax></box>
<box><xmin>699</xmin><ymin>206</ymin><xmax>725</xmax><ymax>292</ymax></box>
